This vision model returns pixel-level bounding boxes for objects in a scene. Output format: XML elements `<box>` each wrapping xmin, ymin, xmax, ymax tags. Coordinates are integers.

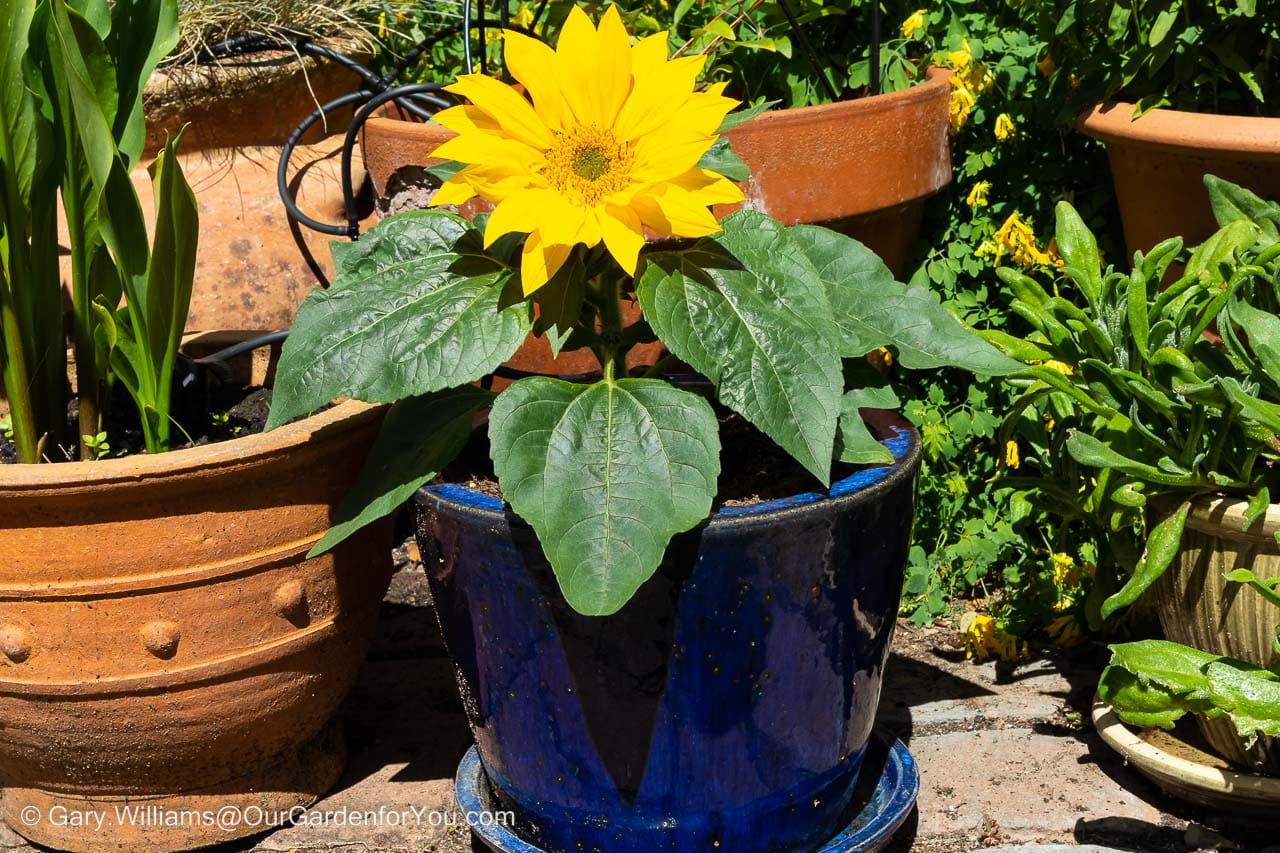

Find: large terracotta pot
<box><xmin>0</xmin><ymin>397</ymin><xmax>394</xmax><ymax>852</ymax></box>
<box><xmin>75</xmin><ymin>42</ymin><xmax>374</xmax><ymax>331</ymax></box>
<box><xmin>412</xmin><ymin>413</ymin><xmax>921</xmax><ymax>851</ymax></box>
<box><xmin>1078</xmin><ymin>103</ymin><xmax>1280</xmax><ymax>255</ymax></box>
<box><xmin>1155</xmin><ymin>495</ymin><xmax>1280</xmax><ymax>773</ymax></box>
<box><xmin>360</xmin><ymin>68</ymin><xmax>954</xmax><ymax>277</ymax></box>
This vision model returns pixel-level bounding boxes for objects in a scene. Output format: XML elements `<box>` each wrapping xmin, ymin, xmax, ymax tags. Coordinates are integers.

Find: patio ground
<box><xmin>2</xmin><ymin>549</ymin><xmax>1274</xmax><ymax>853</ymax></box>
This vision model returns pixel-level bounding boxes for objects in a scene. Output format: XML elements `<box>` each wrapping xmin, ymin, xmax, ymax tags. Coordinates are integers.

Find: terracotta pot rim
<box><xmin>729</xmin><ymin>65</ymin><xmax>952</xmax><ymax>129</ymax></box>
<box><xmin>1077</xmin><ymin>101</ymin><xmax>1280</xmax><ymax>162</ymax></box>
<box><xmin>0</xmin><ymin>398</ymin><xmax>381</xmax><ymax>492</ymax></box>
<box><xmin>366</xmin><ymin>65</ymin><xmax>953</xmax><ymax>133</ymax></box>
<box><xmin>1182</xmin><ymin>492</ymin><xmax>1280</xmax><ymax>543</ymax></box>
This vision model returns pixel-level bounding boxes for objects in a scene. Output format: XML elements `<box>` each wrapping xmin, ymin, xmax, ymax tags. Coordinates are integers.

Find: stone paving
<box><xmin>2</xmin><ymin>556</ymin><xmax>1274</xmax><ymax>853</ymax></box>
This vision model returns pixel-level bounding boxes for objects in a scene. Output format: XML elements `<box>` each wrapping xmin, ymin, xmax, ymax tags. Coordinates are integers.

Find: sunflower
<box><xmin>428</xmin><ymin>5</ymin><xmax>744</xmax><ymax>294</ymax></box>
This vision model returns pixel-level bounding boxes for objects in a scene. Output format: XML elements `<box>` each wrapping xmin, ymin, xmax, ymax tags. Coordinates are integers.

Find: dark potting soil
<box><xmin>0</xmin><ymin>384</ymin><xmax>278</xmax><ymax>464</ymax></box>
<box><xmin>438</xmin><ymin>411</ymin><xmax>868</xmax><ymax>509</ymax></box>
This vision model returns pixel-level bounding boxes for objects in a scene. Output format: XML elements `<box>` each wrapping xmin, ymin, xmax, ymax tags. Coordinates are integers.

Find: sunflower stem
<box><xmin>592</xmin><ymin>274</ymin><xmax>624</xmax><ymax>383</ymax></box>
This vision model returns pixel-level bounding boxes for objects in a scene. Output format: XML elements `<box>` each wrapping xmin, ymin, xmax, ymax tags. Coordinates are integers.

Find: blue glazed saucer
<box><xmin>455</xmin><ymin>729</ymin><xmax>919</xmax><ymax>853</ymax></box>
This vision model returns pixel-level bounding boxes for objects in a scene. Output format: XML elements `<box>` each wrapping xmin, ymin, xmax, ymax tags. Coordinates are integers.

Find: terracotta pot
<box><xmin>1078</xmin><ymin>103</ymin><xmax>1280</xmax><ymax>256</ymax></box>
<box><xmin>360</xmin><ymin>68</ymin><xmax>954</xmax><ymax>276</ymax></box>
<box><xmin>1155</xmin><ymin>495</ymin><xmax>1280</xmax><ymax>773</ymax></box>
<box><xmin>0</xmin><ymin>390</ymin><xmax>394</xmax><ymax>851</ymax></box>
<box><xmin>61</xmin><ymin>43</ymin><xmax>376</xmax><ymax>332</ymax></box>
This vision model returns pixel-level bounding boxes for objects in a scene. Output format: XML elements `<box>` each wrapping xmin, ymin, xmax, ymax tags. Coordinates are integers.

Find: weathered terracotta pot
<box><xmin>1155</xmin><ymin>495</ymin><xmax>1280</xmax><ymax>774</ymax></box>
<box><xmin>360</xmin><ymin>67</ymin><xmax>954</xmax><ymax>276</ymax></box>
<box><xmin>1078</xmin><ymin>103</ymin><xmax>1280</xmax><ymax>255</ymax></box>
<box><xmin>0</xmin><ymin>393</ymin><xmax>393</xmax><ymax>851</ymax></box>
<box><xmin>65</xmin><ymin>43</ymin><xmax>375</xmax><ymax>331</ymax></box>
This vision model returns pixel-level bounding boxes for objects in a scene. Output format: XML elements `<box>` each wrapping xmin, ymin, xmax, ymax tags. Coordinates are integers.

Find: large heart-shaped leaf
<box><xmin>637</xmin><ymin>212</ymin><xmax>843</xmax><ymax>482</ymax></box>
<box><xmin>267</xmin><ymin>216</ymin><xmax>530</xmax><ymax>429</ymax></box>
<box><xmin>310</xmin><ymin>386</ymin><xmax>494</xmax><ymax>557</ymax></box>
<box><xmin>489</xmin><ymin>377</ymin><xmax>720</xmax><ymax>616</ymax></box>
<box><xmin>788</xmin><ymin>224</ymin><xmax>1020</xmax><ymax>375</ymax></box>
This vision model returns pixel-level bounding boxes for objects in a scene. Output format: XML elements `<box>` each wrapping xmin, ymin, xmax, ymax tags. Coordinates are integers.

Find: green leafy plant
<box><xmin>268</xmin><ymin>7</ymin><xmax>1019</xmax><ymax>616</ymax></box>
<box><xmin>987</xmin><ymin>176</ymin><xmax>1280</xmax><ymax>626</ymax></box>
<box><xmin>0</xmin><ymin>0</ymin><xmax>197</xmax><ymax>463</ymax></box>
<box><xmin>1099</xmin><ymin>571</ymin><xmax>1280</xmax><ymax>742</ymax></box>
<box><xmin>1040</xmin><ymin>0</ymin><xmax>1280</xmax><ymax>117</ymax></box>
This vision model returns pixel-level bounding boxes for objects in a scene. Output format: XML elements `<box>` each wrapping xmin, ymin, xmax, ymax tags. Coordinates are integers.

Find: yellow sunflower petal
<box><xmin>429</xmin><ymin>132</ymin><xmax>544</xmax><ymax>173</ymax></box>
<box><xmin>599</xmin><ymin>204</ymin><xmax>645</xmax><ymax>275</ymax></box>
<box><xmin>520</xmin><ymin>233</ymin><xmax>572</xmax><ymax>295</ymax></box>
<box><xmin>615</xmin><ymin>54</ymin><xmax>706</xmax><ymax>142</ymax></box>
<box><xmin>460</xmin><ymin>166</ymin><xmax>551</xmax><ymax>204</ymax></box>
<box><xmin>431</xmin><ymin>104</ymin><xmax>501</xmax><ymax>136</ymax></box>
<box><xmin>630</xmin><ymin>128</ymin><xmax>719</xmax><ymax>184</ymax></box>
<box><xmin>484</xmin><ymin>188</ymin><xmax>562</xmax><ymax>246</ymax></box>
<box><xmin>445</xmin><ymin>73</ymin><xmax>552</xmax><ymax>149</ymax></box>
<box><xmin>502</xmin><ymin>30</ymin><xmax>571</xmax><ymax>132</ymax></box>
<box><xmin>670</xmin><ymin>168</ymin><xmax>745</xmax><ymax>205</ymax></box>
<box><xmin>661</xmin><ymin>88</ymin><xmax>739</xmax><ymax>137</ymax></box>
<box><xmin>632</xmin><ymin>184</ymin><xmax>723</xmax><ymax>238</ymax></box>
<box><xmin>630</xmin><ymin>31</ymin><xmax>671</xmax><ymax>71</ymax></box>
<box><xmin>555</xmin><ymin>4</ymin><xmax>631</xmax><ymax>128</ymax></box>
<box><xmin>428</xmin><ymin>175</ymin><xmax>477</xmax><ymax>207</ymax></box>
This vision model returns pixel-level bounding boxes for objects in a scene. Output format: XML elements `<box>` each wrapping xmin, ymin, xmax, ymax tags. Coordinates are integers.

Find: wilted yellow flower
<box><xmin>1037</xmin><ymin>54</ymin><xmax>1056</xmax><ymax>77</ymax></box>
<box><xmin>1051</xmin><ymin>553</ymin><xmax>1080</xmax><ymax>587</ymax></box>
<box><xmin>996</xmin><ymin>212</ymin><xmax>1055</xmax><ymax>268</ymax></box>
<box><xmin>1047</xmin><ymin>615</ymin><xmax>1084</xmax><ymax>648</ymax></box>
<box><xmin>961</xmin><ymin>613</ymin><xmax>1028</xmax><ymax>662</ymax></box>
<box><xmin>1004</xmin><ymin>439</ymin><xmax>1020</xmax><ymax>468</ymax></box>
<box><xmin>994</xmin><ymin>113</ymin><xmax>1017</xmax><ymax>141</ymax></box>
<box><xmin>430</xmin><ymin>6</ymin><xmax>743</xmax><ymax>292</ymax></box>
<box><xmin>965</xmin><ymin>180</ymin><xmax>991</xmax><ymax>208</ymax></box>
<box><xmin>949</xmin><ymin>79</ymin><xmax>975</xmax><ymax>130</ymax></box>
<box><xmin>876</xmin><ymin>346</ymin><xmax>894</xmax><ymax>366</ymax></box>
<box><xmin>901</xmin><ymin>9</ymin><xmax>927</xmax><ymax>38</ymax></box>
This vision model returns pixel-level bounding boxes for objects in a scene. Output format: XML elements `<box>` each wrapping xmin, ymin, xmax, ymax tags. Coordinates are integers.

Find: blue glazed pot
<box><xmin>413</xmin><ymin>411</ymin><xmax>920</xmax><ymax>853</ymax></box>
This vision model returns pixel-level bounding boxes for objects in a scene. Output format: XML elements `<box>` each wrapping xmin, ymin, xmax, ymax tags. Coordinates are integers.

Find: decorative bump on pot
<box><xmin>272</xmin><ymin>580</ymin><xmax>309</xmax><ymax>625</ymax></box>
<box><xmin>0</xmin><ymin>624</ymin><xmax>32</xmax><ymax>664</ymax></box>
<box><xmin>140</xmin><ymin>621</ymin><xmax>182</xmax><ymax>659</ymax></box>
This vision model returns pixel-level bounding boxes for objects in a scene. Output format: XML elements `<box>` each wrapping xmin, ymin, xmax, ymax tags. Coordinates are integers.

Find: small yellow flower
<box><xmin>1004</xmin><ymin>439</ymin><xmax>1020</xmax><ymax>469</ymax></box>
<box><xmin>1047</xmin><ymin>615</ymin><xmax>1084</xmax><ymax>649</ymax></box>
<box><xmin>975</xmin><ymin>239</ymin><xmax>1001</xmax><ymax>262</ymax></box>
<box><xmin>994</xmin><ymin>113</ymin><xmax>1017</xmax><ymax>142</ymax></box>
<box><xmin>1037</xmin><ymin>54</ymin><xmax>1056</xmax><ymax>77</ymax></box>
<box><xmin>901</xmin><ymin>9</ymin><xmax>927</xmax><ymax>38</ymax></box>
<box><xmin>430</xmin><ymin>6</ymin><xmax>743</xmax><ymax>293</ymax></box>
<box><xmin>1051</xmin><ymin>553</ymin><xmax>1079</xmax><ymax>587</ymax></box>
<box><xmin>947</xmin><ymin>39</ymin><xmax>972</xmax><ymax>71</ymax></box>
<box><xmin>1042</xmin><ymin>360</ymin><xmax>1074</xmax><ymax>376</ymax></box>
<box><xmin>996</xmin><ymin>212</ymin><xmax>1054</xmax><ymax>268</ymax></box>
<box><xmin>377</xmin><ymin>10</ymin><xmax>388</xmax><ymax>39</ymax></box>
<box><xmin>961</xmin><ymin>613</ymin><xmax>1028</xmax><ymax>662</ymax></box>
<box><xmin>965</xmin><ymin>180</ymin><xmax>991</xmax><ymax>209</ymax></box>
<box><xmin>1044</xmin><ymin>414</ymin><xmax>1055</xmax><ymax>432</ymax></box>
<box><xmin>876</xmin><ymin>346</ymin><xmax>894</xmax><ymax>366</ymax></box>
<box><xmin>948</xmin><ymin>78</ymin><xmax>975</xmax><ymax>130</ymax></box>
<box><xmin>513</xmin><ymin>2</ymin><xmax>535</xmax><ymax>31</ymax></box>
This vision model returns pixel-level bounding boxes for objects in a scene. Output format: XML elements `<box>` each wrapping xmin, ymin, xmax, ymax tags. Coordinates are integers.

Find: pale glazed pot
<box><xmin>1155</xmin><ymin>495</ymin><xmax>1280</xmax><ymax>773</ymax></box>
<box><xmin>0</xmin><ymin>399</ymin><xmax>394</xmax><ymax>852</ymax></box>
<box><xmin>1078</xmin><ymin>102</ymin><xmax>1280</xmax><ymax>256</ymax></box>
<box><xmin>360</xmin><ymin>67</ymin><xmax>954</xmax><ymax>277</ymax></box>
